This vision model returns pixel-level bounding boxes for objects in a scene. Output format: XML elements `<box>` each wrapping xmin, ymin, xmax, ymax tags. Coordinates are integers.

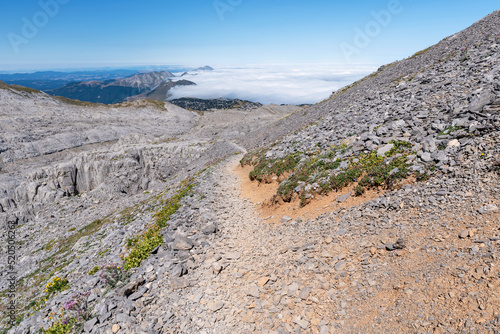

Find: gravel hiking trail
<box><xmin>193</xmin><ymin>152</ymin><xmax>500</xmax><ymax>334</ymax></box>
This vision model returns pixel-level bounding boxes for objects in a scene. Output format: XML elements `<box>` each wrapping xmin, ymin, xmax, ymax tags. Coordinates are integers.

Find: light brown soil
<box><xmin>233</xmin><ymin>164</ymin><xmax>388</xmax><ymax>224</ymax></box>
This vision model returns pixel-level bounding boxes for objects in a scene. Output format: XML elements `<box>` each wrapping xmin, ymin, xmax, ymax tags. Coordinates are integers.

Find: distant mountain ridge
<box><xmin>0</xmin><ymin>69</ymin><xmax>138</xmax><ymax>81</ymax></box>
<box><xmin>0</xmin><ymin>69</ymin><xmax>139</xmax><ymax>91</ymax></box>
<box><xmin>0</xmin><ymin>66</ymin><xmax>206</xmax><ymax>91</ymax></box>
<box><xmin>193</xmin><ymin>65</ymin><xmax>214</xmax><ymax>71</ymax></box>
<box><xmin>126</xmin><ymin>79</ymin><xmax>196</xmax><ymax>101</ymax></box>
<box><xmin>47</xmin><ymin>71</ymin><xmax>177</xmax><ymax>104</ymax></box>
<box><xmin>112</xmin><ymin>71</ymin><xmax>175</xmax><ymax>89</ymax></box>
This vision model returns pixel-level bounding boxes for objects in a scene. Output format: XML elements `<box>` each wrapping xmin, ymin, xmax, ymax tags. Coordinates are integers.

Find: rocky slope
<box><xmin>1</xmin><ymin>9</ymin><xmax>500</xmax><ymax>334</ymax></box>
<box><xmin>240</xmin><ymin>10</ymin><xmax>500</xmax><ymax>151</ymax></box>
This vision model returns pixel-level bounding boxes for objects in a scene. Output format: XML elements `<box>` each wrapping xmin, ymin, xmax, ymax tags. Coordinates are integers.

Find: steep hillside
<box><xmin>233</xmin><ymin>10</ymin><xmax>500</xmax><ymax>333</ymax></box>
<box><xmin>241</xmin><ymin>9</ymin><xmax>500</xmax><ymax>150</ymax></box>
<box><xmin>240</xmin><ymin>9</ymin><xmax>500</xmax><ymax>205</ymax></box>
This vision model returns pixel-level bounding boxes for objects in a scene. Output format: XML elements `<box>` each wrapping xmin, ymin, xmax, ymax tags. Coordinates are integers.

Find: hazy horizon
<box><xmin>0</xmin><ymin>63</ymin><xmax>377</xmax><ymax>105</ymax></box>
<box><xmin>1</xmin><ymin>1</ymin><xmax>498</xmax><ymax>104</ymax></box>
<box><xmin>1</xmin><ymin>1</ymin><xmax>498</xmax><ymax>71</ymax></box>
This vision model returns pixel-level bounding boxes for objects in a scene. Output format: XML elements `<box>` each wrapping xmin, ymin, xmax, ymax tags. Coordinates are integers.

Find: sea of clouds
<box><xmin>168</xmin><ymin>64</ymin><xmax>376</xmax><ymax>105</ymax></box>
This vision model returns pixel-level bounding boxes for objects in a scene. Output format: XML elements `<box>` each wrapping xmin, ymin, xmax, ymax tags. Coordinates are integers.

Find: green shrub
<box><xmin>355</xmin><ymin>185</ymin><xmax>365</xmax><ymax>196</ymax></box>
<box><xmin>124</xmin><ymin>225</ymin><xmax>163</xmax><ymax>269</ymax></box>
<box><xmin>249</xmin><ymin>152</ymin><xmax>302</xmax><ymax>182</ymax></box>
<box><xmin>357</xmin><ymin>155</ymin><xmax>408</xmax><ymax>190</ymax></box>
<box><xmin>88</xmin><ymin>266</ymin><xmax>100</xmax><ymax>275</ymax></box>
<box><xmin>330</xmin><ymin>168</ymin><xmax>363</xmax><ymax>191</ymax></box>
<box><xmin>155</xmin><ymin>181</ymin><xmax>194</xmax><ymax>228</ymax></box>
<box><xmin>276</xmin><ymin>156</ymin><xmax>341</xmax><ymax>200</ymax></box>
<box><xmin>155</xmin><ymin>202</ymin><xmax>181</xmax><ymax>229</ymax></box>
<box><xmin>299</xmin><ymin>193</ymin><xmax>307</xmax><ymax>207</ymax></box>
<box><xmin>385</xmin><ymin>140</ymin><xmax>411</xmax><ymax>156</ymax></box>
<box><xmin>45</xmin><ymin>276</ymin><xmax>69</xmax><ymax>295</ymax></box>
<box><xmin>438</xmin><ymin>125</ymin><xmax>463</xmax><ymax>136</ymax></box>
<box><xmin>41</xmin><ymin>319</ymin><xmax>74</xmax><ymax>334</ymax></box>
<box><xmin>124</xmin><ymin>180</ymin><xmax>194</xmax><ymax>269</ymax></box>
<box><xmin>416</xmin><ymin>172</ymin><xmax>430</xmax><ymax>182</ymax></box>
<box><xmin>253</xmin><ymin>139</ymin><xmax>425</xmax><ymax>205</ymax></box>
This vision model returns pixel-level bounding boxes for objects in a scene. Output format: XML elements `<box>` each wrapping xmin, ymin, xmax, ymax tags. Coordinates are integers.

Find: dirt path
<box><xmin>195</xmin><ymin>153</ymin><xmax>500</xmax><ymax>334</ymax></box>
<box><xmin>200</xmin><ymin>154</ymin><xmax>346</xmax><ymax>333</ymax></box>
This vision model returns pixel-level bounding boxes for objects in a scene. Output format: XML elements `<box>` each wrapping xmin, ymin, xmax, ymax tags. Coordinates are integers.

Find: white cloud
<box><xmin>168</xmin><ymin>64</ymin><xmax>375</xmax><ymax>105</ymax></box>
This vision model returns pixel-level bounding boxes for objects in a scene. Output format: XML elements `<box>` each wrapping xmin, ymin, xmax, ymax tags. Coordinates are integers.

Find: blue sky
<box><xmin>0</xmin><ymin>0</ymin><xmax>498</xmax><ymax>71</ymax></box>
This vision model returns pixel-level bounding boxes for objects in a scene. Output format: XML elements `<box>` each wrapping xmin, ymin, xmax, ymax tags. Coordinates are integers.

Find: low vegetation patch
<box><xmin>41</xmin><ymin>319</ymin><xmax>74</xmax><ymax>334</ymax></box>
<box><xmin>117</xmin><ymin>99</ymin><xmax>166</xmax><ymax>109</ymax></box>
<box><xmin>410</xmin><ymin>46</ymin><xmax>432</xmax><ymax>59</ymax></box>
<box><xmin>276</xmin><ymin>155</ymin><xmax>342</xmax><ymax>202</ymax></box>
<box><xmin>9</xmin><ymin>85</ymin><xmax>41</xmax><ymax>94</ymax></box>
<box><xmin>123</xmin><ymin>224</ymin><xmax>163</xmax><ymax>269</ymax></box>
<box><xmin>98</xmin><ymin>264</ymin><xmax>130</xmax><ymax>288</ymax></box>
<box><xmin>239</xmin><ymin>147</ymin><xmax>269</xmax><ymax>167</ymax></box>
<box><xmin>243</xmin><ymin>140</ymin><xmax>427</xmax><ymax>207</ymax></box>
<box><xmin>42</xmin><ymin>291</ymin><xmax>93</xmax><ymax>334</ymax></box>
<box><xmin>88</xmin><ymin>266</ymin><xmax>100</xmax><ymax>275</ymax></box>
<box><xmin>145</xmin><ymin>99</ymin><xmax>167</xmax><ymax>109</ymax></box>
<box><xmin>123</xmin><ymin>180</ymin><xmax>194</xmax><ymax>269</ymax></box>
<box><xmin>155</xmin><ymin>180</ymin><xmax>194</xmax><ymax>228</ymax></box>
<box><xmin>45</xmin><ymin>276</ymin><xmax>69</xmax><ymax>295</ymax></box>
<box><xmin>248</xmin><ymin>152</ymin><xmax>302</xmax><ymax>183</ymax></box>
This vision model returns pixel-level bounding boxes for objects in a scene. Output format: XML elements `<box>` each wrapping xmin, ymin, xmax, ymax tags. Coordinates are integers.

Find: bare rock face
<box><xmin>0</xmin><ymin>81</ymin><xmax>296</xmax><ymax>233</ymax></box>
<box><xmin>1</xmin><ymin>136</ymin><xmax>240</xmax><ymax>225</ymax></box>
<box><xmin>0</xmin><ymin>89</ymin><xmax>199</xmax><ymax>225</ymax></box>
<box><xmin>469</xmin><ymin>89</ymin><xmax>496</xmax><ymax>112</ymax></box>
<box><xmin>0</xmin><ymin>90</ymin><xmax>199</xmax><ymax>163</ymax></box>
